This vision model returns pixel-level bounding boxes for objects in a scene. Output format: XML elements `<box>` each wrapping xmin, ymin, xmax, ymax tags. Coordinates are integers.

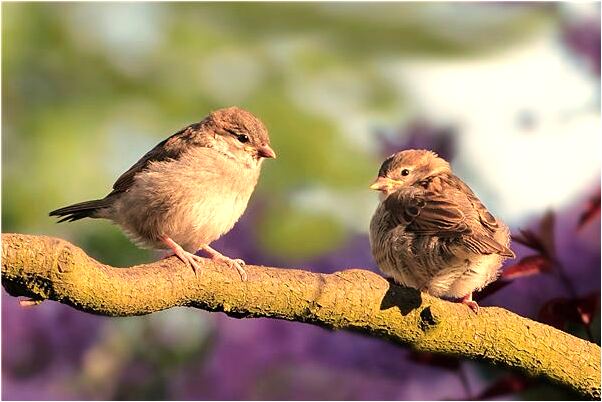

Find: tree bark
<box><xmin>2</xmin><ymin>233</ymin><xmax>600</xmax><ymax>399</ymax></box>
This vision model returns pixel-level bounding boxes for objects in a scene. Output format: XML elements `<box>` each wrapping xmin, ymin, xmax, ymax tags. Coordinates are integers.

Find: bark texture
<box><xmin>2</xmin><ymin>233</ymin><xmax>600</xmax><ymax>399</ymax></box>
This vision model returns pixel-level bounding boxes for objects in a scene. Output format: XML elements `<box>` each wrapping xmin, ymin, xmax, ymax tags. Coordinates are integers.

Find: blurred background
<box><xmin>2</xmin><ymin>2</ymin><xmax>600</xmax><ymax>400</ymax></box>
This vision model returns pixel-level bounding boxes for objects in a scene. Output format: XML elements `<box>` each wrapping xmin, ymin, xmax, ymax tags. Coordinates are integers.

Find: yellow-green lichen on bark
<box><xmin>2</xmin><ymin>233</ymin><xmax>600</xmax><ymax>399</ymax></box>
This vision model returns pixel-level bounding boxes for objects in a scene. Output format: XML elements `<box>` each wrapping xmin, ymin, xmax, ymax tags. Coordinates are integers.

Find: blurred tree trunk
<box><xmin>2</xmin><ymin>233</ymin><xmax>600</xmax><ymax>400</ymax></box>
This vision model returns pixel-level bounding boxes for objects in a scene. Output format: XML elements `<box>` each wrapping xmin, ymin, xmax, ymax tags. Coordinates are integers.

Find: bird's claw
<box><xmin>174</xmin><ymin>249</ymin><xmax>203</xmax><ymax>276</ymax></box>
<box><xmin>19</xmin><ymin>297</ymin><xmax>44</xmax><ymax>307</ymax></box>
<box><xmin>161</xmin><ymin>235</ymin><xmax>203</xmax><ymax>276</ymax></box>
<box><xmin>162</xmin><ymin>237</ymin><xmax>248</xmax><ymax>280</ymax></box>
<box><xmin>162</xmin><ymin>236</ymin><xmax>203</xmax><ymax>275</ymax></box>
<box><xmin>186</xmin><ymin>253</ymin><xmax>204</xmax><ymax>275</ymax></box>
<box><xmin>461</xmin><ymin>294</ymin><xmax>479</xmax><ymax>314</ymax></box>
<box><xmin>200</xmin><ymin>245</ymin><xmax>248</xmax><ymax>281</ymax></box>
<box><xmin>463</xmin><ymin>300</ymin><xmax>479</xmax><ymax>314</ymax></box>
<box><xmin>213</xmin><ymin>255</ymin><xmax>248</xmax><ymax>281</ymax></box>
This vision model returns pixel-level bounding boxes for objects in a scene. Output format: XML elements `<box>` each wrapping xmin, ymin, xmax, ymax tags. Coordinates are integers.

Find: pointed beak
<box><xmin>257</xmin><ymin>144</ymin><xmax>276</xmax><ymax>159</ymax></box>
<box><xmin>369</xmin><ymin>177</ymin><xmax>397</xmax><ymax>192</ymax></box>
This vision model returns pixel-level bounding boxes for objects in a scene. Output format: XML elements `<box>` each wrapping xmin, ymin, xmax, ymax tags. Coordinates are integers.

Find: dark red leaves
<box><xmin>577</xmin><ymin>188</ymin><xmax>601</xmax><ymax>230</ymax></box>
<box><xmin>502</xmin><ymin>212</ymin><xmax>557</xmax><ymax>282</ymax></box>
<box><xmin>538</xmin><ymin>292</ymin><xmax>600</xmax><ymax>330</ymax></box>
<box><xmin>576</xmin><ymin>293</ymin><xmax>599</xmax><ymax>326</ymax></box>
<box><xmin>473</xmin><ymin>375</ymin><xmax>531</xmax><ymax>400</ymax></box>
<box><xmin>474</xmin><ymin>190</ymin><xmax>599</xmax><ymax>399</ymax></box>
<box><xmin>513</xmin><ymin>210</ymin><xmax>556</xmax><ymax>258</ymax></box>
<box><xmin>501</xmin><ymin>255</ymin><xmax>553</xmax><ymax>280</ymax></box>
<box><xmin>474</xmin><ymin>280</ymin><xmax>512</xmax><ymax>301</ymax></box>
<box><xmin>513</xmin><ymin>229</ymin><xmax>545</xmax><ymax>253</ymax></box>
<box><xmin>539</xmin><ymin>298</ymin><xmax>574</xmax><ymax>330</ymax></box>
<box><xmin>408</xmin><ymin>351</ymin><xmax>460</xmax><ymax>371</ymax></box>
<box><xmin>480</xmin><ymin>213</ymin><xmax>556</xmax><ymax>299</ymax></box>
<box><xmin>537</xmin><ymin>210</ymin><xmax>556</xmax><ymax>257</ymax></box>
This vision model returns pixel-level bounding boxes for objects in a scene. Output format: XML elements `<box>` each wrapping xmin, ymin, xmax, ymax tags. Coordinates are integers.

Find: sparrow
<box><xmin>369</xmin><ymin>149</ymin><xmax>514</xmax><ymax>312</ymax></box>
<box><xmin>50</xmin><ymin>106</ymin><xmax>276</xmax><ymax>279</ymax></box>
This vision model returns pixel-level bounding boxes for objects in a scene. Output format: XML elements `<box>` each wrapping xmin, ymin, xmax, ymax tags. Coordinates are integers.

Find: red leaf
<box><xmin>513</xmin><ymin>229</ymin><xmax>548</xmax><ymax>255</ymax></box>
<box><xmin>501</xmin><ymin>255</ymin><xmax>553</xmax><ymax>280</ymax></box>
<box><xmin>408</xmin><ymin>351</ymin><xmax>460</xmax><ymax>371</ymax></box>
<box><xmin>539</xmin><ymin>297</ymin><xmax>573</xmax><ymax>330</ymax></box>
<box><xmin>538</xmin><ymin>210</ymin><xmax>556</xmax><ymax>258</ymax></box>
<box><xmin>513</xmin><ymin>211</ymin><xmax>556</xmax><ymax>258</ymax></box>
<box><xmin>577</xmin><ymin>188</ymin><xmax>601</xmax><ymax>230</ymax></box>
<box><xmin>474</xmin><ymin>375</ymin><xmax>531</xmax><ymax>400</ymax></box>
<box><xmin>474</xmin><ymin>280</ymin><xmax>512</xmax><ymax>301</ymax></box>
<box><xmin>538</xmin><ymin>292</ymin><xmax>600</xmax><ymax>330</ymax></box>
<box><xmin>575</xmin><ymin>292</ymin><xmax>600</xmax><ymax>326</ymax></box>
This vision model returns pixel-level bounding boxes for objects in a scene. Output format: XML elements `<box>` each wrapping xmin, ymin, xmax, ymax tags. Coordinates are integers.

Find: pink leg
<box><xmin>161</xmin><ymin>236</ymin><xmax>203</xmax><ymax>275</ymax></box>
<box><xmin>201</xmin><ymin>245</ymin><xmax>247</xmax><ymax>281</ymax></box>
<box><xmin>461</xmin><ymin>293</ymin><xmax>479</xmax><ymax>314</ymax></box>
<box><xmin>19</xmin><ymin>298</ymin><xmax>43</xmax><ymax>307</ymax></box>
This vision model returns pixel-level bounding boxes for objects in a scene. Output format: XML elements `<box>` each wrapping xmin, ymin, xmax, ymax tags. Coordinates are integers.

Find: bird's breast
<box><xmin>114</xmin><ymin>148</ymin><xmax>260</xmax><ymax>251</ymax></box>
<box><xmin>176</xmin><ymin>152</ymin><xmax>259</xmax><ymax>247</ymax></box>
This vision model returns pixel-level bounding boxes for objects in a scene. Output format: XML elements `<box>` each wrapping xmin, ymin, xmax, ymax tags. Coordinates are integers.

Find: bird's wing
<box><xmin>109</xmin><ymin>125</ymin><xmax>199</xmax><ymax>195</ymax></box>
<box><xmin>384</xmin><ymin>189</ymin><xmax>469</xmax><ymax>235</ymax></box>
<box><xmin>384</xmin><ymin>188</ymin><xmax>512</xmax><ymax>257</ymax></box>
<box><xmin>446</xmin><ymin>175</ymin><xmax>499</xmax><ymax>232</ymax></box>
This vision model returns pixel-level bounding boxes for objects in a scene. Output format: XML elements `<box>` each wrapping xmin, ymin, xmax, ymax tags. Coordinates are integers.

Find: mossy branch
<box><xmin>2</xmin><ymin>233</ymin><xmax>600</xmax><ymax>399</ymax></box>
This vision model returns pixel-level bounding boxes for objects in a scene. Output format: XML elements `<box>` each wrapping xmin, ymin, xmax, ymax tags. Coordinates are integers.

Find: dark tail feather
<box><xmin>49</xmin><ymin>199</ymin><xmax>110</xmax><ymax>223</ymax></box>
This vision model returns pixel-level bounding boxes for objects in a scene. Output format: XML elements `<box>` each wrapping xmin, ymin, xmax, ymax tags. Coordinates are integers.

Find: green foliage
<box><xmin>2</xmin><ymin>4</ymin><xmax>566</xmax><ymax>400</ymax></box>
<box><xmin>2</xmin><ymin>2</ymin><xmax>550</xmax><ymax>263</ymax></box>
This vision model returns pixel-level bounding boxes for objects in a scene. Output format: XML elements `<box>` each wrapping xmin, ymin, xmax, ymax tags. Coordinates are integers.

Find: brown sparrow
<box><xmin>369</xmin><ymin>149</ymin><xmax>514</xmax><ymax>312</ymax></box>
<box><xmin>50</xmin><ymin>107</ymin><xmax>276</xmax><ymax>279</ymax></box>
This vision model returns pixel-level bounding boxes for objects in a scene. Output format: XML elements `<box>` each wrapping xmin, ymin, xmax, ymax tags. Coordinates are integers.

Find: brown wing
<box><xmin>385</xmin><ymin>189</ymin><xmax>469</xmax><ymax>236</ymax></box>
<box><xmin>445</xmin><ymin>175</ymin><xmax>499</xmax><ymax>232</ymax></box>
<box><xmin>384</xmin><ymin>188</ymin><xmax>512</xmax><ymax>257</ymax></box>
<box><xmin>108</xmin><ymin>124</ymin><xmax>200</xmax><ymax>196</ymax></box>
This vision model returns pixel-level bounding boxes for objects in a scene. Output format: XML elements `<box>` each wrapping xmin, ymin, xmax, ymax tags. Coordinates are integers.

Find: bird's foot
<box><xmin>19</xmin><ymin>297</ymin><xmax>44</xmax><ymax>307</ymax></box>
<box><xmin>461</xmin><ymin>293</ymin><xmax>479</xmax><ymax>314</ymax></box>
<box><xmin>161</xmin><ymin>236</ymin><xmax>203</xmax><ymax>275</ymax></box>
<box><xmin>201</xmin><ymin>245</ymin><xmax>247</xmax><ymax>281</ymax></box>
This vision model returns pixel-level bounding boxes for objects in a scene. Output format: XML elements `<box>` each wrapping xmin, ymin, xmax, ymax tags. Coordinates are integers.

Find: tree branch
<box><xmin>2</xmin><ymin>233</ymin><xmax>600</xmax><ymax>399</ymax></box>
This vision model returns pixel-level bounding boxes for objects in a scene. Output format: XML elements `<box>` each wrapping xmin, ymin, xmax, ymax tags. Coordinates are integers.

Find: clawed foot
<box><xmin>160</xmin><ymin>236</ymin><xmax>248</xmax><ymax>280</ymax></box>
<box><xmin>161</xmin><ymin>236</ymin><xmax>203</xmax><ymax>275</ymax></box>
<box><xmin>201</xmin><ymin>245</ymin><xmax>248</xmax><ymax>281</ymax></box>
<box><xmin>461</xmin><ymin>293</ymin><xmax>479</xmax><ymax>314</ymax></box>
<box><xmin>19</xmin><ymin>298</ymin><xmax>44</xmax><ymax>307</ymax></box>
<box><xmin>175</xmin><ymin>249</ymin><xmax>204</xmax><ymax>275</ymax></box>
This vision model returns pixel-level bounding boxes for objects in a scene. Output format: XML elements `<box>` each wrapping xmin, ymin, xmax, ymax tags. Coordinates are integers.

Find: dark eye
<box><xmin>225</xmin><ymin>128</ymin><xmax>250</xmax><ymax>143</ymax></box>
<box><xmin>236</xmin><ymin>134</ymin><xmax>250</xmax><ymax>143</ymax></box>
<box><xmin>401</xmin><ymin>169</ymin><xmax>410</xmax><ymax>176</ymax></box>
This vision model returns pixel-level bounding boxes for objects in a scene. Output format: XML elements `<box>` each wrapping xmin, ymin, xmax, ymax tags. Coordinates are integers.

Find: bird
<box><xmin>49</xmin><ymin>106</ymin><xmax>276</xmax><ymax>280</ymax></box>
<box><xmin>368</xmin><ymin>149</ymin><xmax>514</xmax><ymax>312</ymax></box>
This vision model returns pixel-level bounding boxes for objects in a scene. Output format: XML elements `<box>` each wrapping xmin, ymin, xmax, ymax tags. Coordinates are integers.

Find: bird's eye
<box><xmin>401</xmin><ymin>169</ymin><xmax>410</xmax><ymax>176</ymax></box>
<box><xmin>236</xmin><ymin>134</ymin><xmax>250</xmax><ymax>143</ymax></box>
<box><xmin>225</xmin><ymin>128</ymin><xmax>250</xmax><ymax>144</ymax></box>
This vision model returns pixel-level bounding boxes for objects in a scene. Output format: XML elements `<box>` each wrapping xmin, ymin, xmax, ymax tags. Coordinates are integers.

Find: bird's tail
<box><xmin>49</xmin><ymin>199</ymin><xmax>111</xmax><ymax>223</ymax></box>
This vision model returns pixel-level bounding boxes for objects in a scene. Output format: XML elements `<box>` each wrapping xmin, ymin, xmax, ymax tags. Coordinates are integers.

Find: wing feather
<box><xmin>446</xmin><ymin>175</ymin><xmax>499</xmax><ymax>232</ymax></box>
<box><xmin>384</xmin><ymin>188</ymin><xmax>511</xmax><ymax>256</ymax></box>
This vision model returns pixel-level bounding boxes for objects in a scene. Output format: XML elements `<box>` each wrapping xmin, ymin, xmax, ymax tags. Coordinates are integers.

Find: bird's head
<box><xmin>202</xmin><ymin>106</ymin><xmax>276</xmax><ymax>166</ymax></box>
<box><xmin>370</xmin><ymin>149</ymin><xmax>451</xmax><ymax>196</ymax></box>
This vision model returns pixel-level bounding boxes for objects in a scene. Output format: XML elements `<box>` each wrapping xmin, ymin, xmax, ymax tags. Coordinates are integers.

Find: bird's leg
<box><xmin>200</xmin><ymin>245</ymin><xmax>247</xmax><ymax>281</ymax></box>
<box><xmin>19</xmin><ymin>297</ymin><xmax>44</xmax><ymax>307</ymax></box>
<box><xmin>461</xmin><ymin>293</ymin><xmax>479</xmax><ymax>314</ymax></box>
<box><xmin>161</xmin><ymin>235</ymin><xmax>203</xmax><ymax>275</ymax></box>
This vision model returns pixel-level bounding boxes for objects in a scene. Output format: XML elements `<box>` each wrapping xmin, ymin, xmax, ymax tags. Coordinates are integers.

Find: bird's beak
<box><xmin>369</xmin><ymin>177</ymin><xmax>399</xmax><ymax>192</ymax></box>
<box><xmin>257</xmin><ymin>144</ymin><xmax>277</xmax><ymax>159</ymax></box>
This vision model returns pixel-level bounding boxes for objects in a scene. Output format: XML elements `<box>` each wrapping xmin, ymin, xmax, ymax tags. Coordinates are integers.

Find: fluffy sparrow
<box><xmin>50</xmin><ymin>106</ymin><xmax>276</xmax><ymax>279</ymax></box>
<box><xmin>369</xmin><ymin>149</ymin><xmax>514</xmax><ymax>312</ymax></box>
